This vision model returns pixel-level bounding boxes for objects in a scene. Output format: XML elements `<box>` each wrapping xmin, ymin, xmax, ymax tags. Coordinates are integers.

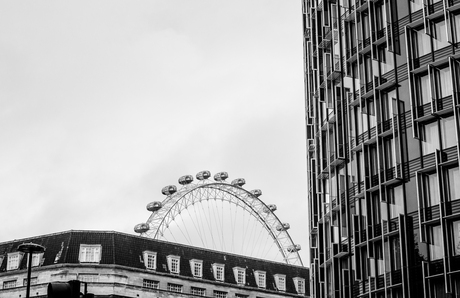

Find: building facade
<box><xmin>302</xmin><ymin>0</ymin><xmax>460</xmax><ymax>297</ymax></box>
<box><xmin>0</xmin><ymin>230</ymin><xmax>309</xmax><ymax>298</ymax></box>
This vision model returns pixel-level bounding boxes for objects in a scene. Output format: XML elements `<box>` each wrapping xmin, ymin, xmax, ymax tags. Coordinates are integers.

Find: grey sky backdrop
<box><xmin>0</xmin><ymin>1</ymin><xmax>308</xmax><ymax>263</ymax></box>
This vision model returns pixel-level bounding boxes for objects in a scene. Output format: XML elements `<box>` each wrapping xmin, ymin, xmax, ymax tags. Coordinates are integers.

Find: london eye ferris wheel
<box><xmin>134</xmin><ymin>171</ymin><xmax>303</xmax><ymax>266</ymax></box>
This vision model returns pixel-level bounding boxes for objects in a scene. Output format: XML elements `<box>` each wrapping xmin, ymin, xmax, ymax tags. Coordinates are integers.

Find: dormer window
<box><xmin>212</xmin><ymin>263</ymin><xmax>225</xmax><ymax>281</ymax></box>
<box><xmin>7</xmin><ymin>252</ymin><xmax>24</xmax><ymax>271</ymax></box>
<box><xmin>143</xmin><ymin>251</ymin><xmax>157</xmax><ymax>270</ymax></box>
<box><xmin>28</xmin><ymin>252</ymin><xmax>44</xmax><ymax>268</ymax></box>
<box><xmin>190</xmin><ymin>259</ymin><xmax>203</xmax><ymax>278</ymax></box>
<box><xmin>254</xmin><ymin>270</ymin><xmax>266</xmax><ymax>288</ymax></box>
<box><xmin>293</xmin><ymin>277</ymin><xmax>305</xmax><ymax>294</ymax></box>
<box><xmin>79</xmin><ymin>244</ymin><xmax>101</xmax><ymax>263</ymax></box>
<box><xmin>167</xmin><ymin>255</ymin><xmax>180</xmax><ymax>274</ymax></box>
<box><xmin>274</xmin><ymin>274</ymin><xmax>286</xmax><ymax>291</ymax></box>
<box><xmin>232</xmin><ymin>267</ymin><xmax>246</xmax><ymax>285</ymax></box>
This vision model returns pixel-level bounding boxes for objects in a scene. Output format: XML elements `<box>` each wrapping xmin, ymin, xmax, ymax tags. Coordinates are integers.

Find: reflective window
<box><xmin>446</xmin><ymin>167</ymin><xmax>460</xmax><ymax>201</ymax></box>
<box><xmin>452</xmin><ymin>221</ymin><xmax>460</xmax><ymax>255</ymax></box>
<box><xmin>421</xmin><ymin>122</ymin><xmax>439</xmax><ymax>155</ymax></box>
<box><xmin>441</xmin><ymin>117</ymin><xmax>456</xmax><ymax>149</ymax></box>
<box><xmin>423</xmin><ymin>173</ymin><xmax>439</xmax><ymax>207</ymax></box>
<box><xmin>416</xmin><ymin>73</ymin><xmax>430</xmax><ymax>105</ymax></box>
<box><xmin>415</xmin><ymin>29</ymin><xmax>431</xmax><ymax>57</ymax></box>
<box><xmin>433</xmin><ymin>21</ymin><xmax>449</xmax><ymax>51</ymax></box>
<box><xmin>429</xmin><ymin>225</ymin><xmax>443</xmax><ymax>260</ymax></box>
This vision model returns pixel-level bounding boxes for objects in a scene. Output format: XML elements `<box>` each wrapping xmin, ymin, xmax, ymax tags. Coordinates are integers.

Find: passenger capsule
<box><xmin>146</xmin><ymin>201</ymin><xmax>162</xmax><ymax>212</ymax></box>
<box><xmin>214</xmin><ymin>172</ymin><xmax>228</xmax><ymax>181</ymax></box>
<box><xmin>276</xmin><ymin>223</ymin><xmax>290</xmax><ymax>231</ymax></box>
<box><xmin>263</xmin><ymin>204</ymin><xmax>277</xmax><ymax>213</ymax></box>
<box><xmin>134</xmin><ymin>223</ymin><xmax>149</xmax><ymax>233</ymax></box>
<box><xmin>287</xmin><ymin>244</ymin><xmax>302</xmax><ymax>253</ymax></box>
<box><xmin>231</xmin><ymin>178</ymin><xmax>246</xmax><ymax>187</ymax></box>
<box><xmin>196</xmin><ymin>170</ymin><xmax>211</xmax><ymax>180</ymax></box>
<box><xmin>178</xmin><ymin>175</ymin><xmax>194</xmax><ymax>185</ymax></box>
<box><xmin>162</xmin><ymin>185</ymin><xmax>177</xmax><ymax>195</ymax></box>
<box><xmin>250</xmin><ymin>189</ymin><xmax>262</xmax><ymax>197</ymax></box>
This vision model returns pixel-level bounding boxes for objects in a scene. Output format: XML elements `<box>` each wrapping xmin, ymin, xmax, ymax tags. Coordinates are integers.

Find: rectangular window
<box><xmin>423</xmin><ymin>173</ymin><xmax>439</xmax><ymax>207</ymax></box>
<box><xmin>390</xmin><ymin>239</ymin><xmax>400</xmax><ymax>271</ymax></box>
<box><xmin>429</xmin><ymin>225</ymin><xmax>443</xmax><ymax>260</ymax></box>
<box><xmin>452</xmin><ymin>221</ymin><xmax>460</xmax><ymax>256</ymax></box>
<box><xmin>293</xmin><ymin>277</ymin><xmax>306</xmax><ymax>294</ymax></box>
<box><xmin>3</xmin><ymin>280</ymin><xmax>17</xmax><ymax>289</ymax></box>
<box><xmin>416</xmin><ymin>73</ymin><xmax>431</xmax><ymax>106</ymax></box>
<box><xmin>78</xmin><ymin>245</ymin><xmax>101</xmax><ymax>263</ymax></box>
<box><xmin>421</xmin><ymin>122</ymin><xmax>440</xmax><ymax>155</ymax></box>
<box><xmin>7</xmin><ymin>252</ymin><xmax>23</xmax><ymax>271</ymax></box>
<box><xmin>441</xmin><ymin>117</ymin><xmax>456</xmax><ymax>149</ymax></box>
<box><xmin>167</xmin><ymin>283</ymin><xmax>183</xmax><ymax>293</ymax></box>
<box><xmin>254</xmin><ymin>271</ymin><xmax>266</xmax><ymax>288</ymax></box>
<box><xmin>143</xmin><ymin>251</ymin><xmax>157</xmax><ymax>270</ymax></box>
<box><xmin>78</xmin><ymin>274</ymin><xmax>99</xmax><ymax>283</ymax></box>
<box><xmin>235</xmin><ymin>294</ymin><xmax>248</xmax><ymax>298</ymax></box>
<box><xmin>143</xmin><ymin>279</ymin><xmax>159</xmax><ymax>289</ymax></box>
<box><xmin>274</xmin><ymin>274</ymin><xmax>286</xmax><ymax>291</ymax></box>
<box><xmin>213</xmin><ymin>263</ymin><xmax>225</xmax><ymax>281</ymax></box>
<box><xmin>191</xmin><ymin>287</ymin><xmax>206</xmax><ymax>296</ymax></box>
<box><xmin>190</xmin><ymin>259</ymin><xmax>203</xmax><ymax>278</ymax></box>
<box><xmin>28</xmin><ymin>253</ymin><xmax>44</xmax><ymax>268</ymax></box>
<box><xmin>167</xmin><ymin>255</ymin><xmax>180</xmax><ymax>274</ymax></box>
<box><xmin>23</xmin><ymin>277</ymin><xmax>38</xmax><ymax>286</ymax></box>
<box><xmin>214</xmin><ymin>290</ymin><xmax>228</xmax><ymax>298</ymax></box>
<box><xmin>233</xmin><ymin>267</ymin><xmax>246</xmax><ymax>285</ymax></box>
<box><xmin>0</xmin><ymin>256</ymin><xmax>3</xmax><ymax>268</ymax></box>
<box><xmin>446</xmin><ymin>167</ymin><xmax>460</xmax><ymax>201</ymax></box>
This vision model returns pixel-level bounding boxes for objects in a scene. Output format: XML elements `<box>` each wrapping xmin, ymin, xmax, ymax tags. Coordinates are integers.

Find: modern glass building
<box><xmin>302</xmin><ymin>0</ymin><xmax>460</xmax><ymax>297</ymax></box>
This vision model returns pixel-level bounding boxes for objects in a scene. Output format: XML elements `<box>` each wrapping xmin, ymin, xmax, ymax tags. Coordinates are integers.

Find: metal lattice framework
<box><xmin>135</xmin><ymin>172</ymin><xmax>303</xmax><ymax>266</ymax></box>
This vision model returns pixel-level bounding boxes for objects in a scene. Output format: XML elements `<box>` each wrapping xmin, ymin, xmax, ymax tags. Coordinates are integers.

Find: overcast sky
<box><xmin>0</xmin><ymin>1</ymin><xmax>308</xmax><ymax>263</ymax></box>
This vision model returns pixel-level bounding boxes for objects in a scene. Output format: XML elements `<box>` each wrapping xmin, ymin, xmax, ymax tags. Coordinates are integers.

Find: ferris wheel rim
<box><xmin>139</xmin><ymin>179</ymin><xmax>303</xmax><ymax>266</ymax></box>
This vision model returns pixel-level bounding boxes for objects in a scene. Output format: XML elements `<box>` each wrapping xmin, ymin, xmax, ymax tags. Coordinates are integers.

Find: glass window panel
<box><xmin>452</xmin><ymin>221</ymin><xmax>460</xmax><ymax>256</ymax></box>
<box><xmin>415</xmin><ymin>29</ymin><xmax>431</xmax><ymax>57</ymax></box>
<box><xmin>447</xmin><ymin>167</ymin><xmax>460</xmax><ymax>201</ymax></box>
<box><xmin>441</xmin><ymin>117</ymin><xmax>456</xmax><ymax>149</ymax></box>
<box><xmin>429</xmin><ymin>225</ymin><xmax>443</xmax><ymax>260</ymax></box>
<box><xmin>433</xmin><ymin>21</ymin><xmax>449</xmax><ymax>51</ymax></box>
<box><xmin>423</xmin><ymin>173</ymin><xmax>439</xmax><ymax>206</ymax></box>
<box><xmin>438</xmin><ymin>67</ymin><xmax>453</xmax><ymax>98</ymax></box>
<box><xmin>421</xmin><ymin>122</ymin><xmax>439</xmax><ymax>155</ymax></box>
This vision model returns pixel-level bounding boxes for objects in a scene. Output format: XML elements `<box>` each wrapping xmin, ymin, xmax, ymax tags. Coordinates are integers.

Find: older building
<box><xmin>302</xmin><ymin>0</ymin><xmax>460</xmax><ymax>297</ymax></box>
<box><xmin>0</xmin><ymin>230</ymin><xmax>309</xmax><ymax>298</ymax></box>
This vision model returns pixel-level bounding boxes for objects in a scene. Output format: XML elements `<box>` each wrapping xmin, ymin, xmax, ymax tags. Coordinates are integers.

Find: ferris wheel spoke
<box><xmin>135</xmin><ymin>173</ymin><xmax>303</xmax><ymax>266</ymax></box>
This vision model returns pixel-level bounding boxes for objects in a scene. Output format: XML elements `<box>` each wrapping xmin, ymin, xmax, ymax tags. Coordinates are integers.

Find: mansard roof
<box><xmin>0</xmin><ymin>230</ymin><xmax>308</xmax><ymax>294</ymax></box>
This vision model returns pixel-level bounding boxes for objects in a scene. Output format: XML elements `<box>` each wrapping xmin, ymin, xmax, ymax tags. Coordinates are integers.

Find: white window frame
<box><xmin>274</xmin><ymin>274</ymin><xmax>286</xmax><ymax>291</ymax></box>
<box><xmin>191</xmin><ymin>287</ymin><xmax>206</xmax><ymax>296</ymax></box>
<box><xmin>3</xmin><ymin>280</ymin><xmax>17</xmax><ymax>289</ymax></box>
<box><xmin>232</xmin><ymin>267</ymin><xmax>246</xmax><ymax>285</ymax></box>
<box><xmin>167</xmin><ymin>255</ymin><xmax>180</xmax><ymax>274</ymax></box>
<box><xmin>7</xmin><ymin>252</ymin><xmax>24</xmax><ymax>271</ymax></box>
<box><xmin>190</xmin><ymin>259</ymin><xmax>203</xmax><ymax>278</ymax></box>
<box><xmin>212</xmin><ymin>263</ymin><xmax>225</xmax><ymax>281</ymax></box>
<box><xmin>27</xmin><ymin>252</ymin><xmax>44</xmax><ymax>268</ymax></box>
<box><xmin>143</xmin><ymin>251</ymin><xmax>157</xmax><ymax>270</ymax></box>
<box><xmin>293</xmin><ymin>277</ymin><xmax>306</xmax><ymax>294</ymax></box>
<box><xmin>254</xmin><ymin>270</ymin><xmax>266</xmax><ymax>288</ymax></box>
<box><xmin>78</xmin><ymin>244</ymin><xmax>102</xmax><ymax>263</ymax></box>
<box><xmin>213</xmin><ymin>290</ymin><xmax>227</xmax><ymax>298</ymax></box>
<box><xmin>167</xmin><ymin>282</ymin><xmax>183</xmax><ymax>293</ymax></box>
<box><xmin>143</xmin><ymin>279</ymin><xmax>159</xmax><ymax>289</ymax></box>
